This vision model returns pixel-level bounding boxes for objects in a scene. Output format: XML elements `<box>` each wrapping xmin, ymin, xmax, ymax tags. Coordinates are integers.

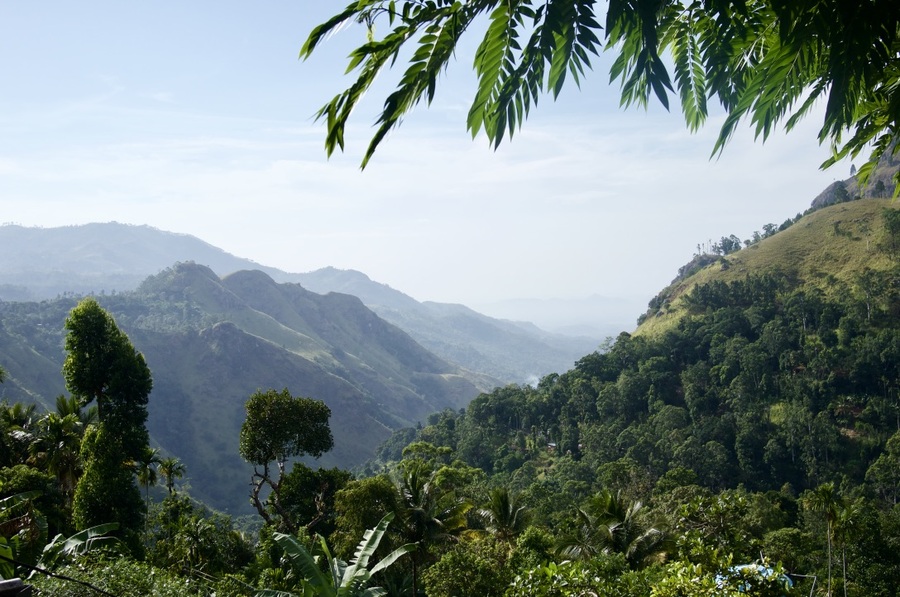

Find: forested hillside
<box><xmin>0</xmin><ymin>263</ymin><xmax>486</xmax><ymax>514</ymax></box>
<box><xmin>296</xmin><ymin>267</ymin><xmax>600</xmax><ymax>382</ymax></box>
<box><xmin>386</xmin><ymin>199</ymin><xmax>900</xmax><ymax>482</ymax></box>
<box><xmin>341</xmin><ymin>198</ymin><xmax>900</xmax><ymax>595</ymax></box>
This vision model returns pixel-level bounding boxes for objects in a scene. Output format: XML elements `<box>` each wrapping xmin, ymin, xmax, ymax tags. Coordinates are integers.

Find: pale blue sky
<box><xmin>1</xmin><ymin>2</ymin><xmax>849</xmax><ymax>329</ymax></box>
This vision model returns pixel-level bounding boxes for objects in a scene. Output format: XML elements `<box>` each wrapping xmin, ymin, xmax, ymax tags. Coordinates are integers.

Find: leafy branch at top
<box><xmin>302</xmin><ymin>0</ymin><xmax>900</xmax><ymax>190</ymax></box>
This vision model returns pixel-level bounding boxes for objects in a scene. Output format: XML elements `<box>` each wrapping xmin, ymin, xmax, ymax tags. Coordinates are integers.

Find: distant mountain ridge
<box><xmin>0</xmin><ymin>223</ymin><xmax>599</xmax><ymax>383</ymax></box>
<box><xmin>296</xmin><ymin>267</ymin><xmax>599</xmax><ymax>382</ymax></box>
<box><xmin>0</xmin><ymin>222</ymin><xmax>287</xmax><ymax>300</ymax></box>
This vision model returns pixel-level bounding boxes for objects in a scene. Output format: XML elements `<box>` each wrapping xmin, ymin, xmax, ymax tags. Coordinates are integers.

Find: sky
<box><xmin>0</xmin><ymin>2</ymin><xmax>852</xmax><ymax>332</ymax></box>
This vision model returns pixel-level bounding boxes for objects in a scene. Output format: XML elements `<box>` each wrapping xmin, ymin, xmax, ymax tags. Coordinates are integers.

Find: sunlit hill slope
<box><xmin>636</xmin><ymin>198</ymin><xmax>900</xmax><ymax>337</ymax></box>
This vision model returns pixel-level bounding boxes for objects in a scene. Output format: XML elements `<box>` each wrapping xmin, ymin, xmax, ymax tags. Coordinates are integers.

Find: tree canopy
<box><xmin>239</xmin><ymin>388</ymin><xmax>334</xmax><ymax>532</ymax></box>
<box><xmin>302</xmin><ymin>0</ymin><xmax>900</xmax><ymax>184</ymax></box>
<box><xmin>239</xmin><ymin>388</ymin><xmax>333</xmax><ymax>467</ymax></box>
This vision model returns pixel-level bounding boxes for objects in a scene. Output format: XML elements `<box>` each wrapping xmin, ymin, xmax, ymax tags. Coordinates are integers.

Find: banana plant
<box><xmin>1</xmin><ymin>490</ymin><xmax>120</xmax><ymax>580</ymax></box>
<box><xmin>38</xmin><ymin>522</ymin><xmax>121</xmax><ymax>571</ymax></box>
<box><xmin>256</xmin><ymin>512</ymin><xmax>415</xmax><ymax>597</ymax></box>
<box><xmin>0</xmin><ymin>491</ymin><xmax>45</xmax><ymax>579</ymax></box>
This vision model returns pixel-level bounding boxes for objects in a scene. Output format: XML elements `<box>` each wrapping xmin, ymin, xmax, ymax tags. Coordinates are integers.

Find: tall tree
<box><xmin>239</xmin><ymin>388</ymin><xmax>333</xmax><ymax>533</ymax></box>
<box><xmin>64</xmin><ymin>298</ymin><xmax>152</xmax><ymax>554</ymax></box>
<box><xmin>303</xmin><ymin>1</ymin><xmax>900</xmax><ymax>183</ymax></box>
<box><xmin>133</xmin><ymin>446</ymin><xmax>162</xmax><ymax>513</ymax></box>
<box><xmin>63</xmin><ymin>298</ymin><xmax>152</xmax><ymax>454</ymax></box>
<box><xmin>803</xmin><ymin>482</ymin><xmax>840</xmax><ymax>597</ymax></box>
<box><xmin>833</xmin><ymin>497</ymin><xmax>863</xmax><ymax>597</ymax></box>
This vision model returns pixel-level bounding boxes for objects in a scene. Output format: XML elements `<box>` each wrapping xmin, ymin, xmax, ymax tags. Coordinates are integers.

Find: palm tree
<box><xmin>556</xmin><ymin>490</ymin><xmax>669</xmax><ymax>569</ymax></box>
<box><xmin>133</xmin><ymin>446</ymin><xmax>162</xmax><ymax>512</ymax></box>
<box><xmin>395</xmin><ymin>464</ymin><xmax>472</xmax><ymax>596</ymax></box>
<box><xmin>0</xmin><ymin>401</ymin><xmax>37</xmax><ymax>428</ymax></box>
<box><xmin>158</xmin><ymin>456</ymin><xmax>187</xmax><ymax>495</ymax></box>
<box><xmin>24</xmin><ymin>395</ymin><xmax>98</xmax><ymax>504</ymax></box>
<box><xmin>476</xmin><ymin>487</ymin><xmax>532</xmax><ymax>543</ymax></box>
<box><xmin>28</xmin><ymin>411</ymin><xmax>84</xmax><ymax>502</ymax></box>
<box><xmin>1</xmin><ymin>400</ymin><xmax>38</xmax><ymax>466</ymax></box>
<box><xmin>171</xmin><ymin>515</ymin><xmax>217</xmax><ymax>574</ymax></box>
<box><xmin>802</xmin><ymin>482</ymin><xmax>840</xmax><ymax>596</ymax></box>
<box><xmin>55</xmin><ymin>394</ymin><xmax>97</xmax><ymax>428</ymax></box>
<box><xmin>833</xmin><ymin>497</ymin><xmax>863</xmax><ymax>597</ymax></box>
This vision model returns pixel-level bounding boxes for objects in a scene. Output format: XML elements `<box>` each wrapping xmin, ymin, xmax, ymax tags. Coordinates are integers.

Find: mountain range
<box><xmin>0</xmin><ymin>223</ymin><xmax>599</xmax><ymax>383</ymax></box>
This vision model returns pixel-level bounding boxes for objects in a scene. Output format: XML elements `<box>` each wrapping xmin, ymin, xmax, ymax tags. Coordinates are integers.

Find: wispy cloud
<box><xmin>1</xmin><ymin>101</ymin><xmax>843</xmax><ymax>312</ymax></box>
<box><xmin>148</xmin><ymin>91</ymin><xmax>175</xmax><ymax>103</ymax></box>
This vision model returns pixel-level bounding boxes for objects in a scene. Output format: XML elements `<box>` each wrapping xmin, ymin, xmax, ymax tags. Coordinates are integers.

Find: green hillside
<box><xmin>5</xmin><ymin>199</ymin><xmax>900</xmax><ymax>594</ymax></box>
<box><xmin>298</xmin><ymin>267</ymin><xmax>600</xmax><ymax>381</ymax></box>
<box><xmin>377</xmin><ymin>199</ymin><xmax>900</xmax><ymax>490</ymax></box>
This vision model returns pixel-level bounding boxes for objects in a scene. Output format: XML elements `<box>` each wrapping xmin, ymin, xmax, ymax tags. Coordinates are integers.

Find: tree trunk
<box><xmin>842</xmin><ymin>546</ymin><xmax>848</xmax><ymax>597</ymax></box>
<box><xmin>826</xmin><ymin>521</ymin><xmax>833</xmax><ymax>597</ymax></box>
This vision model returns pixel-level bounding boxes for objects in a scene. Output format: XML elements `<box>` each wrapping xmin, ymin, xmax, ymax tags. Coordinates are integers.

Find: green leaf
<box><xmin>300</xmin><ymin>3</ymin><xmax>362</xmax><ymax>59</ymax></box>
<box><xmin>546</xmin><ymin>0</ymin><xmax>576</xmax><ymax>98</ymax></box>
<box><xmin>0</xmin><ymin>538</ymin><xmax>15</xmax><ymax>580</ymax></box>
<box><xmin>272</xmin><ymin>533</ymin><xmax>336</xmax><ymax>597</ymax></box>
<box><xmin>468</xmin><ymin>2</ymin><xmax>515</xmax><ymax>137</ymax></box>
<box><xmin>0</xmin><ymin>490</ymin><xmax>42</xmax><ymax>515</ymax></box>
<box><xmin>38</xmin><ymin>522</ymin><xmax>121</xmax><ymax>570</ymax></box>
<box><xmin>303</xmin><ymin>0</ymin><xmax>900</xmax><ymax>175</ymax></box>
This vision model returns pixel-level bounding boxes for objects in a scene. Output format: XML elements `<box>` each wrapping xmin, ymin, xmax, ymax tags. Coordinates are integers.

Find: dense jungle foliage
<box><xmin>2</xmin><ymin>203</ymin><xmax>900</xmax><ymax>596</ymax></box>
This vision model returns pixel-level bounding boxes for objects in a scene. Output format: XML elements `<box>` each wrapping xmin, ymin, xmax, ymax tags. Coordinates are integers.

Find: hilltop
<box><xmin>297</xmin><ymin>267</ymin><xmax>599</xmax><ymax>382</ymax></box>
<box><xmin>636</xmin><ymin>198</ymin><xmax>900</xmax><ymax>337</ymax></box>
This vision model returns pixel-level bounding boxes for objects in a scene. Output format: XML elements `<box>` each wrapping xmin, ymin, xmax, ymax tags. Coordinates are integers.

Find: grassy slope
<box><xmin>636</xmin><ymin>198</ymin><xmax>899</xmax><ymax>337</ymax></box>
